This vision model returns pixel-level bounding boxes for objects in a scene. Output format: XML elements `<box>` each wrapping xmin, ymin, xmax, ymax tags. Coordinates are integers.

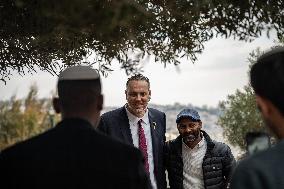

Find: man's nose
<box><xmin>135</xmin><ymin>94</ymin><xmax>142</xmax><ymax>100</ymax></box>
<box><xmin>185</xmin><ymin>127</ymin><xmax>192</xmax><ymax>133</ymax></box>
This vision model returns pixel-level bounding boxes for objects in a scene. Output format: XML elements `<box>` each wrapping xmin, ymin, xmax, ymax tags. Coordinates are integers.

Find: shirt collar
<box><xmin>125</xmin><ymin>105</ymin><xmax>149</xmax><ymax>125</ymax></box>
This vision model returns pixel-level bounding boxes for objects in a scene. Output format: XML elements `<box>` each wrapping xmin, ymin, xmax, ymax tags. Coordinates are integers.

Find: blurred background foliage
<box><xmin>0</xmin><ymin>85</ymin><xmax>58</xmax><ymax>150</ymax></box>
<box><xmin>218</xmin><ymin>43</ymin><xmax>284</xmax><ymax>150</ymax></box>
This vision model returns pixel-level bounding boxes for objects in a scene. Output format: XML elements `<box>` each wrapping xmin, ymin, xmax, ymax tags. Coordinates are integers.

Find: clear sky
<box><xmin>0</xmin><ymin>34</ymin><xmax>277</xmax><ymax>108</ymax></box>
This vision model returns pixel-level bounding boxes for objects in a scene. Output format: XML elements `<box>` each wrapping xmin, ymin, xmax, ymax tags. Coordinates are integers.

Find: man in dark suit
<box><xmin>0</xmin><ymin>66</ymin><xmax>150</xmax><ymax>189</ymax></box>
<box><xmin>98</xmin><ymin>74</ymin><xmax>166</xmax><ymax>189</ymax></box>
<box><xmin>231</xmin><ymin>47</ymin><xmax>284</xmax><ymax>189</ymax></box>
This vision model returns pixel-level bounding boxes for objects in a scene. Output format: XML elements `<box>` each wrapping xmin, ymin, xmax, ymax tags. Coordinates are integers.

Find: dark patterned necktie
<box><xmin>138</xmin><ymin>119</ymin><xmax>149</xmax><ymax>173</ymax></box>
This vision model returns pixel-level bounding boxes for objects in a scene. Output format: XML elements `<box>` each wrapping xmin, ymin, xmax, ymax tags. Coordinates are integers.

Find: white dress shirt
<box><xmin>125</xmin><ymin>107</ymin><xmax>157</xmax><ymax>189</ymax></box>
<box><xmin>182</xmin><ymin>136</ymin><xmax>207</xmax><ymax>189</ymax></box>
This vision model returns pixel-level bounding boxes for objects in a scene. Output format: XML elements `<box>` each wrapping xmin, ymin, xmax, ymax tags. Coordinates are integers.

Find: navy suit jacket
<box><xmin>98</xmin><ymin>107</ymin><xmax>167</xmax><ymax>189</ymax></box>
<box><xmin>0</xmin><ymin>118</ymin><xmax>150</xmax><ymax>189</ymax></box>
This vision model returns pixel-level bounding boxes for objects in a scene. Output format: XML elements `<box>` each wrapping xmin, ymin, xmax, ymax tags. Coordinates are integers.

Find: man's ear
<box><xmin>176</xmin><ymin>124</ymin><xmax>180</xmax><ymax>130</ymax></box>
<box><xmin>97</xmin><ymin>94</ymin><xmax>104</xmax><ymax>111</ymax></box>
<box><xmin>148</xmin><ymin>90</ymin><xmax>151</xmax><ymax>102</ymax></box>
<box><xmin>125</xmin><ymin>90</ymin><xmax>128</xmax><ymax>100</ymax></box>
<box><xmin>256</xmin><ymin>95</ymin><xmax>271</xmax><ymax>118</ymax></box>
<box><xmin>198</xmin><ymin>121</ymin><xmax>202</xmax><ymax>129</ymax></box>
<box><xmin>52</xmin><ymin>97</ymin><xmax>61</xmax><ymax>113</ymax></box>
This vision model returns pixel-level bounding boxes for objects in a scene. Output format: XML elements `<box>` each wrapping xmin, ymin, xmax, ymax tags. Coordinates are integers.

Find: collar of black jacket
<box><xmin>201</xmin><ymin>130</ymin><xmax>215</xmax><ymax>150</ymax></box>
<box><xmin>57</xmin><ymin>118</ymin><xmax>95</xmax><ymax>131</ymax></box>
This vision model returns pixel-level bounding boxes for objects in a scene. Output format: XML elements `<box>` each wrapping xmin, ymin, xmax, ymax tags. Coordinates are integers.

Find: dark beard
<box><xmin>182</xmin><ymin>131</ymin><xmax>200</xmax><ymax>143</ymax></box>
<box><xmin>183</xmin><ymin>134</ymin><xmax>196</xmax><ymax>143</ymax></box>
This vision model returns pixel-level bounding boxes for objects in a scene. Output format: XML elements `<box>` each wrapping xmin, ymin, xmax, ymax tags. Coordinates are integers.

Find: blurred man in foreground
<box><xmin>0</xmin><ymin>66</ymin><xmax>150</xmax><ymax>189</ymax></box>
<box><xmin>231</xmin><ymin>47</ymin><xmax>284</xmax><ymax>189</ymax></box>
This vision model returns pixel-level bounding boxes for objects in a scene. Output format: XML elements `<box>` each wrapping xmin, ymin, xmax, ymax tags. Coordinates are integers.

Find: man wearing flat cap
<box><xmin>0</xmin><ymin>66</ymin><xmax>150</xmax><ymax>189</ymax></box>
<box><xmin>164</xmin><ymin>108</ymin><xmax>236</xmax><ymax>189</ymax></box>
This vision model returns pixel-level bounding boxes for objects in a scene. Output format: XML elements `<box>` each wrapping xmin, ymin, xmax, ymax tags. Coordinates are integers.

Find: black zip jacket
<box><xmin>164</xmin><ymin>130</ymin><xmax>236</xmax><ymax>189</ymax></box>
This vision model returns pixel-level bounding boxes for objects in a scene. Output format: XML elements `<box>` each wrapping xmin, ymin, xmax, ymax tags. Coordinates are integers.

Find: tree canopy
<box><xmin>1</xmin><ymin>0</ymin><xmax>284</xmax><ymax>82</ymax></box>
<box><xmin>218</xmin><ymin>85</ymin><xmax>265</xmax><ymax>151</ymax></box>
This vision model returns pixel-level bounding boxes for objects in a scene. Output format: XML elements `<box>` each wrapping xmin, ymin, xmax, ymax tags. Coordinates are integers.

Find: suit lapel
<box><xmin>148</xmin><ymin>109</ymin><xmax>159</xmax><ymax>173</ymax></box>
<box><xmin>174</xmin><ymin>136</ymin><xmax>183</xmax><ymax>158</ymax></box>
<box><xmin>119</xmin><ymin>107</ymin><xmax>134</xmax><ymax>146</ymax></box>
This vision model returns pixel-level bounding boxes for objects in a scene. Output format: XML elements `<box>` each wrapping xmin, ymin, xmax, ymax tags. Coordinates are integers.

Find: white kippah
<box><xmin>58</xmin><ymin>66</ymin><xmax>100</xmax><ymax>81</ymax></box>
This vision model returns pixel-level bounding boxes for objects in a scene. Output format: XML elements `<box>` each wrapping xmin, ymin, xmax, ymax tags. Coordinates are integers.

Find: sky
<box><xmin>0</xmin><ymin>34</ymin><xmax>277</xmax><ymax>108</ymax></box>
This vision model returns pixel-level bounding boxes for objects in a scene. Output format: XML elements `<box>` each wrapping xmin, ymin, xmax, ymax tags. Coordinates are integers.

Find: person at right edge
<box><xmin>231</xmin><ymin>47</ymin><xmax>284</xmax><ymax>189</ymax></box>
<box><xmin>165</xmin><ymin>108</ymin><xmax>236</xmax><ymax>189</ymax></box>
